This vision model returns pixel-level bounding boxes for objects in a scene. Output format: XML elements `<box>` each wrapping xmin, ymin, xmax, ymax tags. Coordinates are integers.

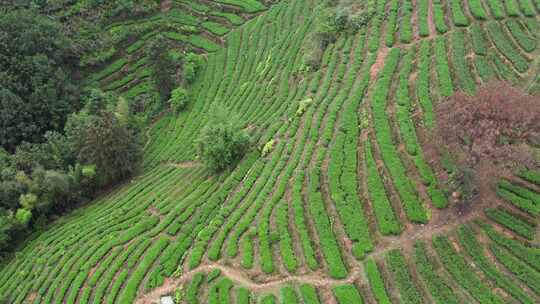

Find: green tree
<box><xmin>146</xmin><ymin>35</ymin><xmax>178</xmax><ymax>100</ymax></box>
<box><xmin>0</xmin><ymin>9</ymin><xmax>78</xmax><ymax>151</ymax></box>
<box><xmin>67</xmin><ymin>111</ymin><xmax>143</xmax><ymax>187</ymax></box>
<box><xmin>182</xmin><ymin>53</ymin><xmax>205</xmax><ymax>84</ymax></box>
<box><xmin>169</xmin><ymin>87</ymin><xmax>189</xmax><ymax>113</ymax></box>
<box><xmin>196</xmin><ymin>110</ymin><xmax>250</xmax><ymax>172</ymax></box>
<box><xmin>15</xmin><ymin>209</ymin><xmax>32</xmax><ymax>227</ymax></box>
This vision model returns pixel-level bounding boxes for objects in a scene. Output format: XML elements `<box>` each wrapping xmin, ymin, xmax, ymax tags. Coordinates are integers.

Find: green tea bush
<box><xmin>186</xmin><ymin>273</ymin><xmax>205</xmax><ymax>304</ymax></box>
<box><xmin>371</xmin><ymin>48</ymin><xmax>428</xmax><ymax>223</ymax></box>
<box><xmin>497</xmin><ymin>180</ymin><xmax>540</xmax><ymax>205</ymax></box>
<box><xmin>240</xmin><ymin>233</ymin><xmax>254</xmax><ymax>269</ymax></box>
<box><xmin>505</xmin><ymin>0</ymin><xmax>521</xmax><ymax>17</ymax></box>
<box><xmin>434</xmin><ymin>37</ymin><xmax>454</xmax><ymax>97</ymax></box>
<box><xmin>485</xmin><ymin>207</ymin><xmax>537</xmax><ymax>239</ymax></box>
<box><xmin>413</xmin><ymin>242</ymin><xmax>459</xmax><ymax>304</ymax></box>
<box><xmin>470</xmin><ymin>24</ymin><xmax>488</xmax><ymax>55</ymax></box>
<box><xmin>518</xmin><ymin>169</ymin><xmax>540</xmax><ymax>185</ymax></box>
<box><xmin>506</xmin><ymin>20</ymin><xmax>536</xmax><ymax>52</ymax></box>
<box><xmin>333</xmin><ymin>284</ymin><xmax>364</xmax><ymax>304</ymax></box>
<box><xmin>497</xmin><ymin>180</ymin><xmax>540</xmax><ymax>215</ymax></box>
<box><xmin>365</xmin><ymin>259</ymin><xmax>391</xmax><ymax>304</ymax></box>
<box><xmin>468</xmin><ymin>0</ymin><xmax>488</xmax><ymax>19</ymax></box>
<box><xmin>457</xmin><ymin>225</ymin><xmax>535</xmax><ymax>304</ymax></box>
<box><xmin>281</xmin><ymin>286</ymin><xmax>299</xmax><ymax>304</ymax></box>
<box><xmin>477</xmin><ymin>220</ymin><xmax>540</xmax><ymax>271</ymax></box>
<box><xmin>214</xmin><ymin>0</ymin><xmax>266</xmax><ymax>13</ymax></box>
<box><xmin>300</xmin><ymin>284</ymin><xmax>321</xmax><ymax>304</ymax></box>
<box><xmin>400</xmin><ymin>0</ymin><xmax>413</xmax><ymax>43</ymax></box>
<box><xmin>308</xmin><ymin>164</ymin><xmax>348</xmax><ymax>279</ymax></box>
<box><xmin>433</xmin><ymin>235</ymin><xmax>505</xmax><ymax>304</ymax></box>
<box><xmin>417</xmin><ymin>40</ymin><xmax>434</xmax><ymax>129</ymax></box>
<box><xmin>385</xmin><ymin>0</ymin><xmax>399</xmax><ymax>47</ymax></box>
<box><xmin>277</xmin><ymin>202</ymin><xmax>298</xmax><ymax>272</ymax></box>
<box><xmin>485</xmin><ymin>0</ymin><xmax>505</xmax><ymax>18</ymax></box>
<box><xmin>236</xmin><ymin>287</ymin><xmax>251</xmax><ymax>304</ymax></box>
<box><xmin>433</xmin><ymin>0</ymin><xmax>449</xmax><ymax>33</ymax></box>
<box><xmin>365</xmin><ymin>136</ymin><xmax>401</xmax><ymax>235</ymax></box>
<box><xmin>490</xmin><ymin>244</ymin><xmax>540</xmax><ymax>294</ymax></box>
<box><xmin>386</xmin><ymin>249</ymin><xmax>423</xmax><ymax>304</ymax></box>
<box><xmin>417</xmin><ymin>0</ymin><xmax>430</xmax><ymax>36</ymax></box>
<box><xmin>292</xmin><ymin>173</ymin><xmax>319</xmax><ymax>270</ymax></box>
<box><xmin>450</xmin><ymin>30</ymin><xmax>476</xmax><ymax>94</ymax></box>
<box><xmin>202</xmin><ymin>21</ymin><xmax>230</xmax><ymax>36</ymax></box>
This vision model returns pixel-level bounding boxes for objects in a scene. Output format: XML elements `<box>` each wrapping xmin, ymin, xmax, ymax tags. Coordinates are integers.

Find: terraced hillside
<box><xmin>77</xmin><ymin>0</ymin><xmax>268</xmax><ymax>115</ymax></box>
<box><xmin>1</xmin><ymin>0</ymin><xmax>540</xmax><ymax>303</ymax></box>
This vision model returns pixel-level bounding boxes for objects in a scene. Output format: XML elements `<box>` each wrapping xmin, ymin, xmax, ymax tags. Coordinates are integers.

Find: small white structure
<box><xmin>160</xmin><ymin>296</ymin><xmax>175</xmax><ymax>304</ymax></box>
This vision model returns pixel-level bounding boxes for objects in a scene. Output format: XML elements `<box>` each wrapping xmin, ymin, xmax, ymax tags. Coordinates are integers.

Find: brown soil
<box><xmin>26</xmin><ymin>292</ymin><xmax>38</xmax><ymax>303</ymax></box>
<box><xmin>160</xmin><ymin>0</ymin><xmax>172</xmax><ymax>12</ymax></box>
<box><xmin>370</xmin><ymin>47</ymin><xmax>389</xmax><ymax>80</ymax></box>
<box><xmin>166</xmin><ymin>161</ymin><xmax>201</xmax><ymax>169</ymax></box>
<box><xmin>136</xmin><ymin>263</ymin><xmax>365</xmax><ymax>303</ymax></box>
<box><xmin>427</xmin><ymin>0</ymin><xmax>437</xmax><ymax>38</ymax></box>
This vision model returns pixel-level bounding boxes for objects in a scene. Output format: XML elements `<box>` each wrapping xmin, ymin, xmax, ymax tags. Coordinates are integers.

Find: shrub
<box><xmin>169</xmin><ymin>87</ymin><xmax>189</xmax><ymax>113</ymax></box>
<box><xmin>195</xmin><ymin>110</ymin><xmax>250</xmax><ymax>172</ymax></box>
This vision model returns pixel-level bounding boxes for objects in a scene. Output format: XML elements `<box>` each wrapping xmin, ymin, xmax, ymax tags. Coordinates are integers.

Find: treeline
<box><xmin>0</xmin><ymin>89</ymin><xmax>143</xmax><ymax>258</ymax></box>
<box><xmin>0</xmin><ymin>9</ymin><xmax>144</xmax><ymax>259</ymax></box>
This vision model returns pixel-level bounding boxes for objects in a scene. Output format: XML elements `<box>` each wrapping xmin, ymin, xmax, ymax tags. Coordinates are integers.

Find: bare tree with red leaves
<box><xmin>436</xmin><ymin>82</ymin><xmax>539</xmax><ymax>170</ymax></box>
<box><xmin>436</xmin><ymin>82</ymin><xmax>539</xmax><ymax>206</ymax></box>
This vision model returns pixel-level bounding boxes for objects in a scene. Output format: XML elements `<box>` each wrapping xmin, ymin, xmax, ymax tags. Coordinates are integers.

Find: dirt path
<box><xmin>370</xmin><ymin>46</ymin><xmax>389</xmax><ymax>80</ymax></box>
<box><xmin>136</xmin><ymin>263</ymin><xmax>365</xmax><ymax>303</ymax></box>
<box><xmin>166</xmin><ymin>161</ymin><xmax>201</xmax><ymax>169</ymax></box>
<box><xmin>137</xmin><ymin>200</ymin><xmax>494</xmax><ymax>303</ymax></box>
<box><xmin>161</xmin><ymin>0</ymin><xmax>172</xmax><ymax>12</ymax></box>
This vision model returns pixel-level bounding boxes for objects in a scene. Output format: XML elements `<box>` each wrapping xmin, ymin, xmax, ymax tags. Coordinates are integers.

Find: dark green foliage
<box><xmin>0</xmin><ymin>88</ymin><xmax>143</xmax><ymax>257</ymax></box>
<box><xmin>183</xmin><ymin>53</ymin><xmax>205</xmax><ymax>84</ymax></box>
<box><xmin>146</xmin><ymin>35</ymin><xmax>179</xmax><ymax>99</ymax></box>
<box><xmin>0</xmin><ymin>9</ymin><xmax>78</xmax><ymax>151</ymax></box>
<box><xmin>67</xmin><ymin>102</ymin><xmax>143</xmax><ymax>188</ymax></box>
<box><xmin>196</xmin><ymin>110</ymin><xmax>250</xmax><ymax>172</ymax></box>
<box><xmin>169</xmin><ymin>87</ymin><xmax>189</xmax><ymax>114</ymax></box>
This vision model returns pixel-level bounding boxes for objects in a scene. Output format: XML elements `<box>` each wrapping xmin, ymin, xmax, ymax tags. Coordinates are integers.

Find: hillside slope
<box><xmin>1</xmin><ymin>0</ymin><xmax>540</xmax><ymax>303</ymax></box>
